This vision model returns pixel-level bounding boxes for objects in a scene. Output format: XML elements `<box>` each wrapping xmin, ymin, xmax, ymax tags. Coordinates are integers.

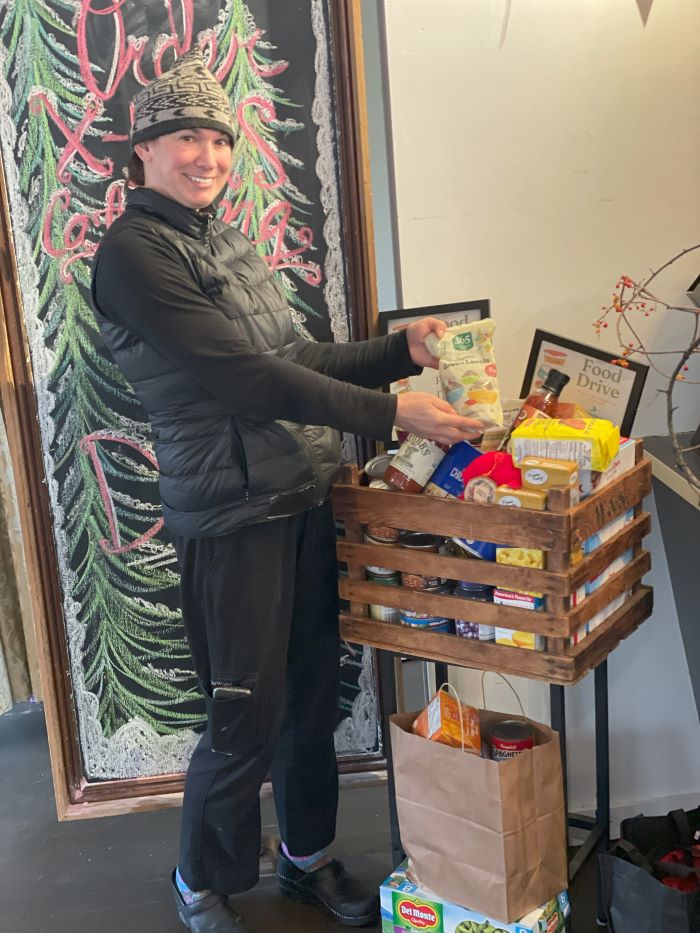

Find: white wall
<box><xmin>369</xmin><ymin>0</ymin><xmax>700</xmax><ymax>818</ymax></box>
<box><xmin>382</xmin><ymin>0</ymin><xmax>700</xmax><ymax>436</ymax></box>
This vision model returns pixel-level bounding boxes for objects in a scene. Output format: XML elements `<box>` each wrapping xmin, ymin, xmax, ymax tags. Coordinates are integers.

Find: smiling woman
<box><xmin>134</xmin><ymin>129</ymin><xmax>234</xmax><ymax>210</ymax></box>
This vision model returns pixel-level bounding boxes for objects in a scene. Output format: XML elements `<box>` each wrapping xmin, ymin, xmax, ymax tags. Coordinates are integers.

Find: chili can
<box><xmin>487</xmin><ymin>720</ymin><xmax>535</xmax><ymax>761</ymax></box>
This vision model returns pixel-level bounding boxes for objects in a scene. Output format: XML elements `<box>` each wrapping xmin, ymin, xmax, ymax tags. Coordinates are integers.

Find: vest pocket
<box><xmin>231</xmin><ymin>418</ymin><xmax>249</xmax><ymax>498</ymax></box>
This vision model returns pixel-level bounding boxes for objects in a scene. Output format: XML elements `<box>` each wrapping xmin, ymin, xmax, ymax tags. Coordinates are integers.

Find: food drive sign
<box><xmin>533</xmin><ymin>340</ymin><xmax>637</xmax><ymax>428</ymax></box>
<box><xmin>394</xmin><ymin>893</ymin><xmax>443</xmax><ymax>930</ymax></box>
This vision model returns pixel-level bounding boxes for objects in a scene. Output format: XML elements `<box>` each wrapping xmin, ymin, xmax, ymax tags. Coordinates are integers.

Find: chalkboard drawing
<box><xmin>0</xmin><ymin>0</ymin><xmax>376</xmax><ymax>781</ymax></box>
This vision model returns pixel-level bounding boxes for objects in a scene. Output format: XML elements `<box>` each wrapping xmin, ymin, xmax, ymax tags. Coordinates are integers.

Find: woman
<box><xmin>91</xmin><ymin>50</ymin><xmax>481</xmax><ymax>933</ymax></box>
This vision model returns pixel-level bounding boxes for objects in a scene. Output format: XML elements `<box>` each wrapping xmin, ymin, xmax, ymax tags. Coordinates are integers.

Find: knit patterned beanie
<box><xmin>131</xmin><ymin>49</ymin><xmax>236</xmax><ymax>146</ymax></box>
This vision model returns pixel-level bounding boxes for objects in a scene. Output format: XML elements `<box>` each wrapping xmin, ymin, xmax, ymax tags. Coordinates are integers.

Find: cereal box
<box><xmin>380</xmin><ymin>861</ymin><xmax>570</xmax><ymax>933</ymax></box>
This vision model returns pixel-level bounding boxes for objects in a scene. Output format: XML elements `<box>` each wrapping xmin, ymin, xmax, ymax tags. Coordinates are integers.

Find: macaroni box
<box><xmin>380</xmin><ymin>861</ymin><xmax>570</xmax><ymax>933</ymax></box>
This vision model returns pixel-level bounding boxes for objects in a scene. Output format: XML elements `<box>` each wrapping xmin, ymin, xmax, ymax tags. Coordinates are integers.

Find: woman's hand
<box><xmin>395</xmin><ymin>393</ymin><xmax>483</xmax><ymax>446</ymax></box>
<box><xmin>403</xmin><ymin>317</ymin><xmax>446</xmax><ymax>369</ymax></box>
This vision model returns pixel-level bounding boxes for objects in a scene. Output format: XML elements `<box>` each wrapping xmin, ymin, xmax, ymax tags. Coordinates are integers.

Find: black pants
<box><xmin>171</xmin><ymin>502</ymin><xmax>340</xmax><ymax>894</ymax></box>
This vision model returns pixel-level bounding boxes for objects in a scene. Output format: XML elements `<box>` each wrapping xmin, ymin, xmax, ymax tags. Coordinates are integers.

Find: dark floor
<box><xmin>0</xmin><ymin>703</ymin><xmax>600</xmax><ymax>932</ymax></box>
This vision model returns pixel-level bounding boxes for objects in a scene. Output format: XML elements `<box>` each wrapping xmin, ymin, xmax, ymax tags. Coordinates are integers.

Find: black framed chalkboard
<box><xmin>0</xmin><ymin>0</ymin><xmax>382</xmax><ymax>817</ymax></box>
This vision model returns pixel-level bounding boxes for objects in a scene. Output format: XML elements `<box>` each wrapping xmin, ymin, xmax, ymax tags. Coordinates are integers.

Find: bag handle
<box><xmin>671</xmin><ymin>809</ymin><xmax>694</xmax><ymax>847</ymax></box>
<box><xmin>612</xmin><ymin>838</ymin><xmax>656</xmax><ymax>875</ymax></box>
<box><xmin>480</xmin><ymin>670</ymin><xmax>529</xmax><ymax>725</ymax></box>
<box><xmin>436</xmin><ymin>682</ymin><xmax>469</xmax><ymax>753</ymax></box>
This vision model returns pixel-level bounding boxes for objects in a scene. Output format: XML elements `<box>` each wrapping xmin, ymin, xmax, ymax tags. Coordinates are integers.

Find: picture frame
<box><xmin>379</xmin><ymin>299</ymin><xmax>491</xmax><ymax>403</ymax></box>
<box><xmin>0</xmin><ymin>0</ymin><xmax>382</xmax><ymax>818</ymax></box>
<box><xmin>520</xmin><ymin>330</ymin><xmax>649</xmax><ymax>438</ymax></box>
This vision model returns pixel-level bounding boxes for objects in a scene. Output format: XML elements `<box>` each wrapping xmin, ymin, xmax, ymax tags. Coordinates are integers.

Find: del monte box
<box><xmin>381</xmin><ymin>863</ymin><xmax>570</xmax><ymax>933</ymax></box>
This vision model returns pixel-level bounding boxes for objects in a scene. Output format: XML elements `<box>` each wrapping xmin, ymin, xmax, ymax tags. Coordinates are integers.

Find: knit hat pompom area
<box><xmin>131</xmin><ymin>48</ymin><xmax>236</xmax><ymax>147</ymax></box>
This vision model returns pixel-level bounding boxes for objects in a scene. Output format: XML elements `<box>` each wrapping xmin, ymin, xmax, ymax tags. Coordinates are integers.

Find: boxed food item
<box><xmin>481</xmin><ymin>399</ymin><xmax>550</xmax><ymax>452</ymax></box>
<box><xmin>518</xmin><ymin>457</ymin><xmax>579</xmax><ymax>504</ymax></box>
<box><xmin>495</xmin><ymin>486</ymin><xmax>548</xmax><ymax>510</ymax></box>
<box><xmin>570</xmin><ymin>590</ymin><xmax>630</xmax><ymax>646</ymax></box>
<box><xmin>412</xmin><ymin>690</ymin><xmax>482</xmax><ymax>754</ymax></box>
<box><xmin>494</xmin><ymin>628</ymin><xmax>546</xmax><ymax>651</ymax></box>
<box><xmin>496</xmin><ymin>546</ymin><xmax>544</xmax><ymax>570</ymax></box>
<box><xmin>380</xmin><ymin>861</ymin><xmax>571</xmax><ymax>933</ymax></box>
<box><xmin>555</xmin><ymin>401</ymin><xmax>591</xmax><ymax>419</ymax></box>
<box><xmin>578</xmin><ymin>436</ymin><xmax>637</xmax><ymax>499</ymax></box>
<box><xmin>510</xmin><ymin>418</ymin><xmax>620</xmax><ymax>472</ymax></box>
<box><xmin>493</xmin><ymin>588</ymin><xmax>544</xmax><ymax>611</ymax></box>
<box><xmin>425</xmin><ymin>441</ymin><xmax>482</xmax><ymax>499</ymax></box>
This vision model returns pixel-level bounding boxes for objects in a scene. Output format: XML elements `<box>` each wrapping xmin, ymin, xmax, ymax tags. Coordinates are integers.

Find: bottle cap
<box><xmin>542</xmin><ymin>368</ymin><xmax>570</xmax><ymax>394</ymax></box>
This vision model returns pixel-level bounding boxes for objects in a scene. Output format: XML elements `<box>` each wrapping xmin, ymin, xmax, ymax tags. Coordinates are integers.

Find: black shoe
<box><xmin>277</xmin><ymin>849</ymin><xmax>379</xmax><ymax>927</ymax></box>
<box><xmin>172</xmin><ymin>871</ymin><xmax>249</xmax><ymax>933</ymax></box>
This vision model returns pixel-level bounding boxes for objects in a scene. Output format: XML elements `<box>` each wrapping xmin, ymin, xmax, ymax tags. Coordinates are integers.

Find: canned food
<box><xmin>399</xmin><ymin>532</ymin><xmax>446</xmax><ymax>588</ymax></box>
<box><xmin>451</xmin><ymin>536</ymin><xmax>500</xmax><ymax>562</ymax></box>
<box><xmin>364</xmin><ymin>532</ymin><xmax>398</xmax><ymax>574</ymax></box>
<box><xmin>487</xmin><ymin>720</ymin><xmax>535</xmax><ymax>760</ymax></box>
<box><xmin>455</xmin><ymin>620</ymin><xmax>479</xmax><ymax>639</ymax></box>
<box><xmin>364</xmin><ymin>454</ymin><xmax>394</xmax><ymax>478</ymax></box>
<box><xmin>366</xmin><ymin>479</ymin><xmax>400</xmax><ymax>543</ymax></box>
<box><xmin>365</xmin><ymin>566</ymin><xmax>400</xmax><ymax>583</ymax></box>
<box><xmin>366</xmin><ymin>566</ymin><xmax>401</xmax><ymax>623</ymax></box>
<box><xmin>399</xmin><ymin>612</ymin><xmax>454</xmax><ymax>633</ymax></box>
<box><xmin>369</xmin><ymin>604</ymin><xmax>401</xmax><ymax>622</ymax></box>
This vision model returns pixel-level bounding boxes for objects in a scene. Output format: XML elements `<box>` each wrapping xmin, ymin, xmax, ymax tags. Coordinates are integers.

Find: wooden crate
<box><xmin>332</xmin><ymin>440</ymin><xmax>653</xmax><ymax>685</ymax></box>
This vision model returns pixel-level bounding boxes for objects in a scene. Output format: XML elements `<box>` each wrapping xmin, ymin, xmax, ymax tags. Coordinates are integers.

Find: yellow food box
<box><xmin>496</xmin><ymin>546</ymin><xmax>544</xmax><ymax>570</ymax></box>
<box><xmin>494</xmin><ymin>485</ymin><xmax>548</xmax><ymax>510</ymax></box>
<box><xmin>519</xmin><ymin>457</ymin><xmax>579</xmax><ymax>497</ymax></box>
<box><xmin>494</xmin><ymin>628</ymin><xmax>545</xmax><ymax>650</ymax></box>
<box><xmin>509</xmin><ymin>418</ymin><xmax>620</xmax><ymax>472</ymax></box>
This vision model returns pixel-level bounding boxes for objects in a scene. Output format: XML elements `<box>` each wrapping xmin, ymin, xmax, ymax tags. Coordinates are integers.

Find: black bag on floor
<box><xmin>599</xmin><ymin>806</ymin><xmax>700</xmax><ymax>933</ymax></box>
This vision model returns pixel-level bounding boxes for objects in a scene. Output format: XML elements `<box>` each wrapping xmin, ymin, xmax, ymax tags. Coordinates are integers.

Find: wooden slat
<box><xmin>339</xmin><ymin>614</ymin><xmax>575</xmax><ymax>683</ymax></box>
<box><xmin>568</xmin><ymin>513</ymin><xmax>651</xmax><ymax>590</ymax></box>
<box><xmin>332</xmin><ymin>485</ymin><xmax>568</xmax><ymax>550</ymax></box>
<box><xmin>568</xmin><ymin>551</ymin><xmax>651</xmax><ymax>632</ymax></box>
<box><xmin>339</xmin><ymin>585</ymin><xmax>654</xmax><ymax>686</ymax></box>
<box><xmin>339</xmin><ymin>578</ymin><xmax>571</xmax><ymax>636</ymax></box>
<box><xmin>337</xmin><ymin>540</ymin><xmax>570</xmax><ymax>594</ymax></box>
<box><xmin>571</xmin><ymin>587</ymin><xmax>654</xmax><ymax>677</ymax></box>
<box><xmin>568</xmin><ymin>459</ymin><xmax>652</xmax><ymax>548</ymax></box>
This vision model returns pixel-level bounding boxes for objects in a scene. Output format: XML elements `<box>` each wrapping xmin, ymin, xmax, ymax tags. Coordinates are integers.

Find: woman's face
<box><xmin>135</xmin><ymin>128</ymin><xmax>233</xmax><ymax>210</ymax></box>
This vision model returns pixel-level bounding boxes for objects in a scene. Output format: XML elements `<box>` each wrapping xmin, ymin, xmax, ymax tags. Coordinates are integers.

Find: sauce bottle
<box><xmin>500</xmin><ymin>368</ymin><xmax>570</xmax><ymax>449</ymax></box>
<box><xmin>383</xmin><ymin>434</ymin><xmax>449</xmax><ymax>493</ymax></box>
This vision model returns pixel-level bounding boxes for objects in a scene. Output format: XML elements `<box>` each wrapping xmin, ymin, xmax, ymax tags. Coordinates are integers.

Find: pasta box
<box><xmin>380</xmin><ymin>861</ymin><xmax>570</xmax><ymax>933</ymax></box>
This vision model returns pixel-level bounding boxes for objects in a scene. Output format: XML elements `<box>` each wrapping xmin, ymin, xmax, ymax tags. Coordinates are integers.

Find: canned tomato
<box><xmin>487</xmin><ymin>720</ymin><xmax>535</xmax><ymax>761</ymax></box>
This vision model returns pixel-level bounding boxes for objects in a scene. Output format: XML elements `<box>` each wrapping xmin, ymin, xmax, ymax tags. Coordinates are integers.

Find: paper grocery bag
<box><xmin>390</xmin><ymin>709</ymin><xmax>567</xmax><ymax>923</ymax></box>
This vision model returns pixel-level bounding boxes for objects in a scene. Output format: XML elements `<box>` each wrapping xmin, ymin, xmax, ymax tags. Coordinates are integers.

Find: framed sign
<box><xmin>379</xmin><ymin>299</ymin><xmax>491</xmax><ymax>402</ymax></box>
<box><xmin>0</xmin><ymin>0</ymin><xmax>382</xmax><ymax>819</ymax></box>
<box><xmin>520</xmin><ymin>331</ymin><xmax>649</xmax><ymax>437</ymax></box>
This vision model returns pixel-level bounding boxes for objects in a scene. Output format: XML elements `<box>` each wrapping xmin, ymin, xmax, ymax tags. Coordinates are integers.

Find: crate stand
<box><xmin>332</xmin><ymin>441</ymin><xmax>653</xmax><ymax>919</ymax></box>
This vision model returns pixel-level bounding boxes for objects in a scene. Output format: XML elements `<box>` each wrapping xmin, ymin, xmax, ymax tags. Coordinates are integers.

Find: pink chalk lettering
<box><xmin>79</xmin><ymin>433</ymin><xmax>164</xmax><ymax>555</ymax></box>
<box><xmin>236</xmin><ymin>96</ymin><xmax>287</xmax><ymax>191</ymax></box>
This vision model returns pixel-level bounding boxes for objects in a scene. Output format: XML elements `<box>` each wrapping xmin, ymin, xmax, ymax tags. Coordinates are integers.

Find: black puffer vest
<box><xmin>91</xmin><ymin>188</ymin><xmax>341</xmax><ymax>537</ymax></box>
